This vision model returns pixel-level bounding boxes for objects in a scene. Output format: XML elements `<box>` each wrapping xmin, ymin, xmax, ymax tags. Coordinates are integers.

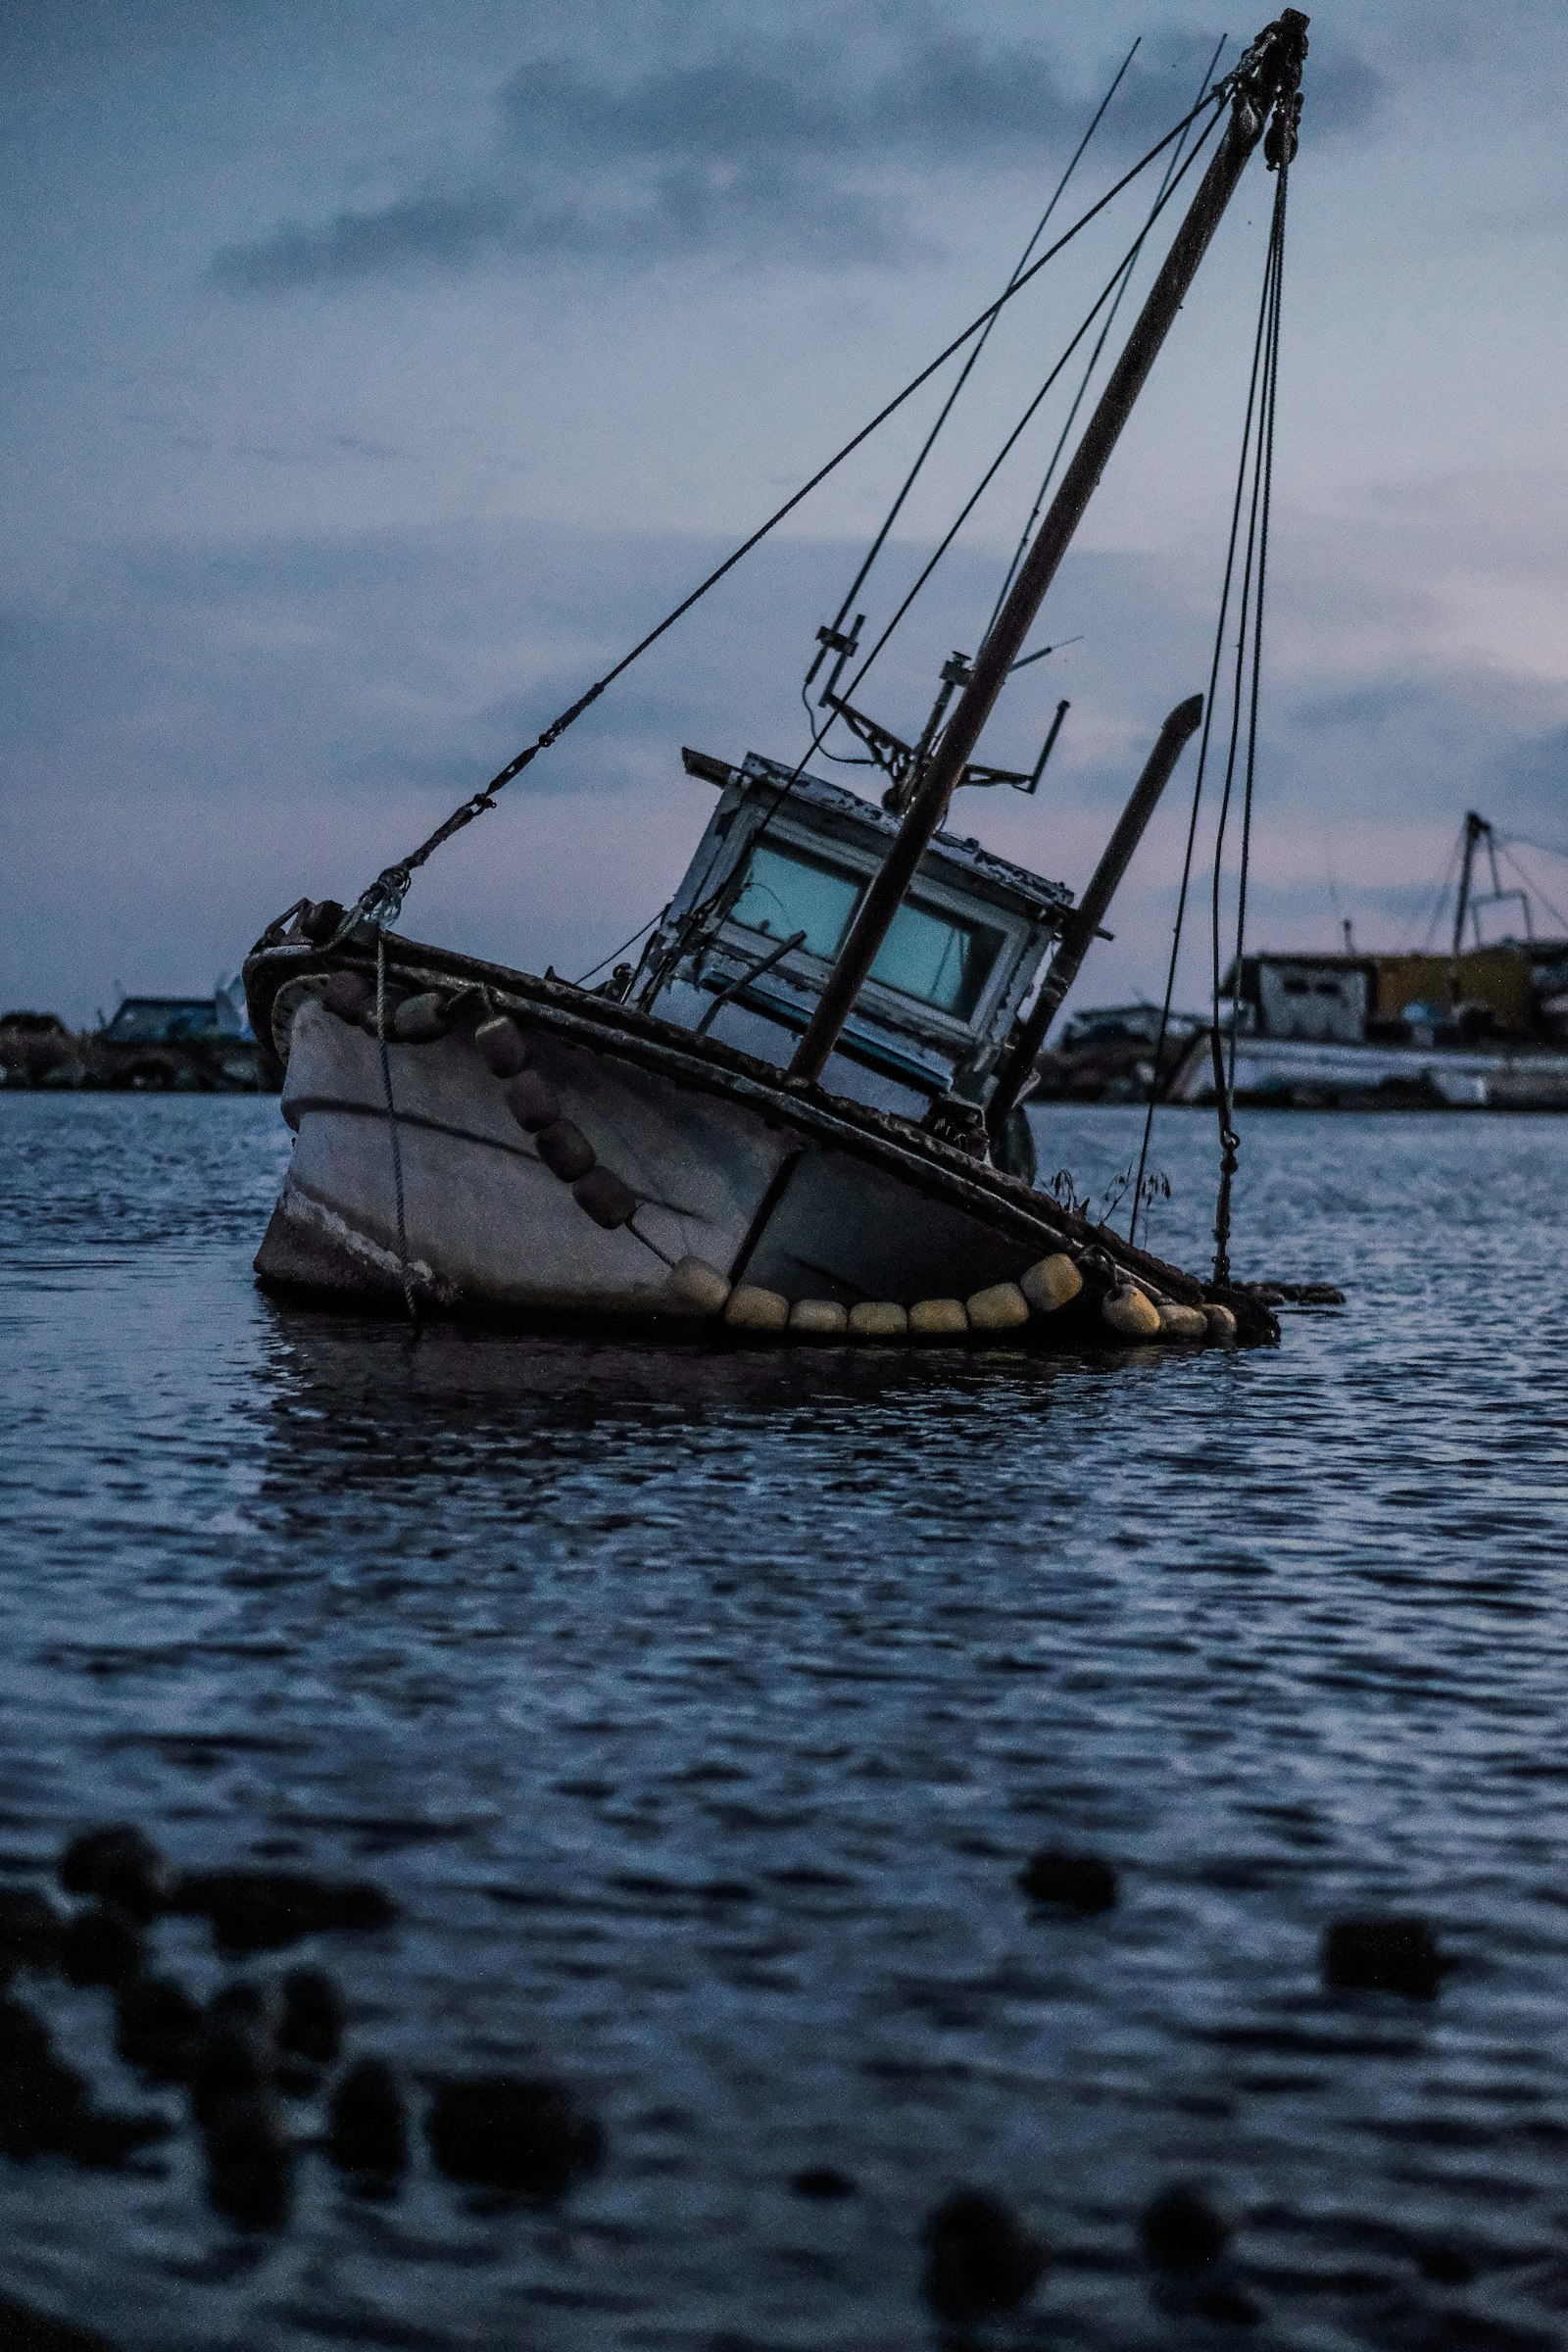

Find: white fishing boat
<box><xmin>243</xmin><ymin>15</ymin><xmax>1316</xmax><ymax>1350</ymax></box>
<box><xmin>1169</xmin><ymin>815</ymin><xmax>1568</xmax><ymax>1109</ymax></box>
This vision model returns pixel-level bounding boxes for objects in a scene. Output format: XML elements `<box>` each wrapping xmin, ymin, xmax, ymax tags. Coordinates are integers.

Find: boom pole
<box><xmin>985</xmin><ymin>696</ymin><xmax>1203</xmax><ymax>1140</ymax></box>
<box><xmin>788</xmin><ymin>11</ymin><xmax>1308</xmax><ymax>1088</ymax></box>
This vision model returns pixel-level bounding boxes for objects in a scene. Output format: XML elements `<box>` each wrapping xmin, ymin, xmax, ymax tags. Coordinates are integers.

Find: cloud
<box><xmin>1289</xmin><ymin>680</ymin><xmax>1428</xmax><ymax>731</ymax></box>
<box><xmin>1300</xmin><ymin>42</ymin><xmax>1390</xmax><ymax>139</ymax></box>
<box><xmin>212</xmin><ymin>163</ymin><xmax>909</xmax><ymax>293</ymax></box>
<box><xmin>1499</xmin><ymin>720</ymin><xmax>1568</xmax><ymax>808</ymax></box>
<box><xmin>214</xmin><ymin>190</ymin><xmax>517</xmax><ymax>295</ymax></box>
<box><xmin>212</xmin><ymin>19</ymin><xmax>1388</xmax><ymax>295</ymax></box>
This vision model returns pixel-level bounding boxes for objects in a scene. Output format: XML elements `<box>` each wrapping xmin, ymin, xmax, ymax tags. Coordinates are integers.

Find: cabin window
<box><xmin>729</xmin><ymin>843</ymin><xmax>860</xmax><ymax>960</ymax></box>
<box><xmin>728</xmin><ymin>838</ymin><xmax>1004</xmax><ymax>1021</ymax></box>
<box><xmin>869</xmin><ymin>900</ymin><xmax>1004</xmax><ymax>1020</ymax></box>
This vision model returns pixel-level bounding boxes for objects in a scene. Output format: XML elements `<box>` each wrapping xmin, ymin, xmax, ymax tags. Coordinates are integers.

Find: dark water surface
<box><xmin>2</xmin><ymin>1095</ymin><xmax>1566</xmax><ymax>2349</ymax></box>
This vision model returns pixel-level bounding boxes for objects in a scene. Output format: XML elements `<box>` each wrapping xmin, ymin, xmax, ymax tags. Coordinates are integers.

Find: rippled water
<box><xmin>2</xmin><ymin>1094</ymin><xmax>1566</xmax><ymax>2350</ymax></box>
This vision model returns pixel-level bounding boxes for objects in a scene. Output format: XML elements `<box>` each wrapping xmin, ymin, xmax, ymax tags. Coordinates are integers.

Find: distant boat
<box><xmin>1033</xmin><ymin>1003</ymin><xmax>1207</xmax><ymax>1104</ymax></box>
<box><xmin>242</xmin><ymin>17</ymin><xmax>1315</xmax><ymax>1348</ymax></box>
<box><xmin>0</xmin><ymin>982</ymin><xmax>268</xmax><ymax>1092</ymax></box>
<box><xmin>1169</xmin><ymin>813</ymin><xmax>1568</xmax><ymax>1108</ymax></box>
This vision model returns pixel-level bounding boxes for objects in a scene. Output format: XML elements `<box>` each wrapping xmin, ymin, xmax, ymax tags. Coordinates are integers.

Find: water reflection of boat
<box><xmin>243</xmin><ymin>18</ymin><xmax>1314</xmax><ymax>1349</ymax></box>
<box><xmin>1170</xmin><ymin>814</ymin><xmax>1568</xmax><ymax>1109</ymax></box>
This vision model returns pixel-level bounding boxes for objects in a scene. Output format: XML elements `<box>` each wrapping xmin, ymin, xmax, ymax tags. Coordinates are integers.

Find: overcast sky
<box><xmin>7</xmin><ymin>0</ymin><xmax>1568</xmax><ymax>1023</ymax></box>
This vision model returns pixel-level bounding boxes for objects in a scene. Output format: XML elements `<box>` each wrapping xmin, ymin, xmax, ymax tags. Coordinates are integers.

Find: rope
<box><xmin>342</xmin><ymin>84</ymin><xmax>1228</xmax><ymax>935</ymax></box>
<box><xmin>573</xmin><ymin>915</ymin><xmax>656</xmax><ymax>988</ymax></box>
<box><xmin>1127</xmin><ymin>121</ymin><xmax>1293</xmax><ymax>1259</ymax></box>
<box><xmin>1413</xmin><ymin>828</ymin><xmax>1464</xmax><ymax>952</ymax></box>
<box><xmin>831</xmin><ymin>116</ymin><xmax>1223</xmax><ymax>736</ymax></box>
<box><xmin>1208</xmin><ymin>145</ymin><xmax>1290</xmax><ymax>1285</ymax></box>
<box><xmin>1496</xmin><ymin>841</ymin><xmax>1568</xmax><ymax>939</ymax></box>
<box><xmin>1227</xmin><ymin>180</ymin><xmax>1287</xmax><ymax>1097</ymax></box>
<box><xmin>759</xmin><ymin>104</ymin><xmax>1221</xmax><ymax>850</ymax></box>
<box><xmin>375</xmin><ymin>930</ymin><xmax>418</xmax><ymax>1325</ymax></box>
<box><xmin>982</xmin><ymin>37</ymin><xmax>1227</xmax><ymax>643</ymax></box>
<box><xmin>807</xmin><ymin>39</ymin><xmax>1143</xmax><ymax>681</ymax></box>
<box><xmin>635</xmin><ymin>112</ymin><xmax>1224</xmax><ymax>1008</ymax></box>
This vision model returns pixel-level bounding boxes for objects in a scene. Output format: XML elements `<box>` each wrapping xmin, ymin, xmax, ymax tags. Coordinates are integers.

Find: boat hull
<box><xmin>246</xmin><ymin>932</ymin><xmax>1276</xmax><ymax>1344</ymax></box>
<box><xmin>1170</xmin><ymin>1030</ymin><xmax>1568</xmax><ymax>1109</ymax></box>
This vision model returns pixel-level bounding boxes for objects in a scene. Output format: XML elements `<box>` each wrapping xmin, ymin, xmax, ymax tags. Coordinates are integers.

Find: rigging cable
<box><xmin>573</xmin><ymin>914</ymin><xmax>658</xmax><ymax>988</ymax></box>
<box><xmin>1497</xmin><ymin>842</ymin><xmax>1568</xmax><ymax>938</ymax></box>
<box><xmin>342</xmin><ymin>81</ymin><xmax>1229</xmax><ymax>935</ymax></box>
<box><xmin>1207</xmin><ymin>146</ymin><xmax>1288</xmax><ymax>1285</ymax></box>
<box><xmin>1501</xmin><ymin>830</ymin><xmax>1568</xmax><ymax>866</ymax></box>
<box><xmin>1127</xmin><ymin>110</ymin><xmax>1294</xmax><ymax>1262</ymax></box>
<box><xmin>981</xmin><ymin>36</ymin><xmax>1227</xmax><ymax>645</ymax></box>
<box><xmin>633</xmin><ymin>109</ymin><xmax>1226</xmax><ymax>1007</ymax></box>
<box><xmin>805</xmin><ymin>38</ymin><xmax>1142</xmax><ymax>703</ymax></box>
<box><xmin>1414</xmin><ymin>826</ymin><xmax>1465</xmax><ymax>951</ymax></box>
<box><xmin>798</xmin><ymin>109</ymin><xmax>1224</xmax><ymax>785</ymax></box>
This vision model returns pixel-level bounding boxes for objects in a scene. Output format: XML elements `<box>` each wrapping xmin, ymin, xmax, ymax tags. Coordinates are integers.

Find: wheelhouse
<box><xmin>639</xmin><ymin>749</ymin><xmax>1072</xmax><ymax>1121</ymax></box>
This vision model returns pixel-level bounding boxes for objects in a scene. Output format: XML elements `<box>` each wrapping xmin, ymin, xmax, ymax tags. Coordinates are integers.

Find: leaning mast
<box><xmin>788</xmin><ymin>11</ymin><xmax>1309</xmax><ymax>1087</ymax></box>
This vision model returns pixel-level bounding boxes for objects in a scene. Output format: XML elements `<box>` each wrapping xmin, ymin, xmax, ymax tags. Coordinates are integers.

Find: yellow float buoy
<box><xmin>392</xmin><ymin>990</ymin><xmax>450</xmax><ymax>1044</ymax></box>
<box><xmin>789</xmin><ymin>1298</ymin><xmax>849</xmax><ymax>1336</ymax></box>
<box><xmin>1019</xmin><ymin>1254</ymin><xmax>1083</xmax><ymax>1313</ymax></box>
<box><xmin>474</xmin><ymin>1012</ymin><xmax>531</xmax><ymax>1077</ymax></box>
<box><xmin>1102</xmin><ymin>1284</ymin><xmax>1162</xmax><ymax>1339</ymax></box>
<box><xmin>847</xmin><ymin>1300</ymin><xmax>909</xmax><ymax>1339</ymax></box>
<box><xmin>908</xmin><ymin>1298</ymin><xmax>968</xmax><ymax>1337</ymax></box>
<box><xmin>724</xmin><ymin>1284</ymin><xmax>791</xmax><ymax>1332</ymax></box>
<box><xmin>1203</xmin><ymin>1302</ymin><xmax>1239</xmax><ymax>1343</ymax></box>
<box><xmin>1157</xmin><ymin>1300</ymin><xmax>1209</xmax><ymax>1342</ymax></box>
<box><xmin>666</xmin><ymin>1256</ymin><xmax>731</xmax><ymax>1314</ymax></box>
<box><xmin>965</xmin><ymin>1281</ymin><xmax>1030</xmax><ymax>1331</ymax></box>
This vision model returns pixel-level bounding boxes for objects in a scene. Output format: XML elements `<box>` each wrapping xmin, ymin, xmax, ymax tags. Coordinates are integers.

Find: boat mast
<box><xmin>788</xmin><ymin>11</ymin><xmax>1309</xmax><ymax>1088</ymax></box>
<box><xmin>1450</xmin><ymin>809</ymin><xmax>1488</xmax><ymax>982</ymax></box>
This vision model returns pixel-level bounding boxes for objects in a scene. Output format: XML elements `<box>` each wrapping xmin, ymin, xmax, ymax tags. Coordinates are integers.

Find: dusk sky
<box><xmin>7</xmin><ymin>0</ymin><xmax>1568</xmax><ymax>1025</ymax></box>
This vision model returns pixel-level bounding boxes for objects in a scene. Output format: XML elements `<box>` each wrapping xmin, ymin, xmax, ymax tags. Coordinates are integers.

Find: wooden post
<box><xmin>788</xmin><ymin>12</ymin><xmax>1308</xmax><ymax>1086</ymax></box>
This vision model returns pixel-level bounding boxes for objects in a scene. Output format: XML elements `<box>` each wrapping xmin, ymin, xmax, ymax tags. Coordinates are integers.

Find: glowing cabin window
<box><xmin>729</xmin><ymin>844</ymin><xmax>860</xmax><ymax>959</ymax></box>
<box><xmin>727</xmin><ymin>839</ymin><xmax>1004</xmax><ymax>1022</ymax></box>
<box><xmin>870</xmin><ymin>900</ymin><xmax>1003</xmax><ymax>1019</ymax></box>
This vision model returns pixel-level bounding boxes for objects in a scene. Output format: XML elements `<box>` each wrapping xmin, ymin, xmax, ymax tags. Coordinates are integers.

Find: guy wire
<box><xmin>1128</xmin><ymin>146</ymin><xmax>1285</xmax><ymax>1251</ymax></box>
<box><xmin>347</xmin><ymin>80</ymin><xmax>1229</xmax><ymax>926</ymax></box>
<box><xmin>808</xmin><ymin>38</ymin><xmax>1144</xmax><ymax>683</ymax></box>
